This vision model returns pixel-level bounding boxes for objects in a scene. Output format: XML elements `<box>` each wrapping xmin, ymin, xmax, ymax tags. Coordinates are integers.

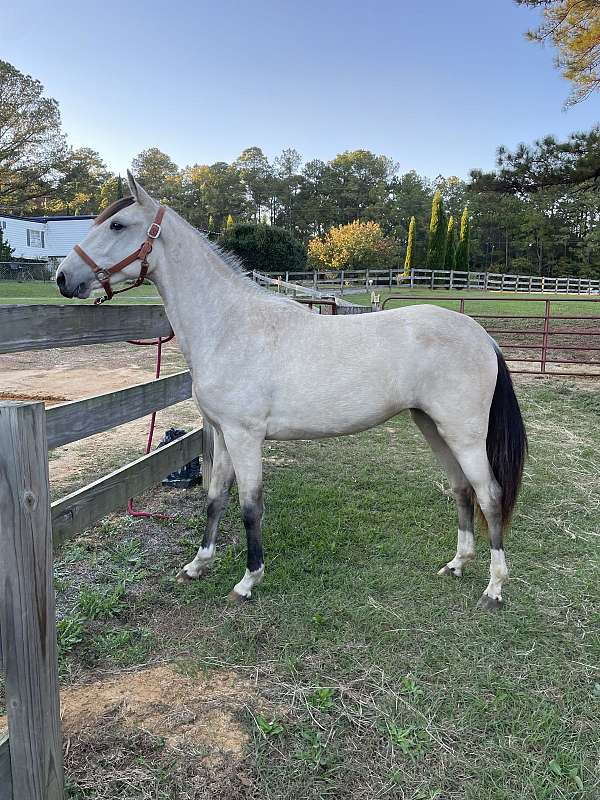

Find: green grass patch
<box><xmin>55</xmin><ymin>380</ymin><xmax>600</xmax><ymax>798</ymax></box>
<box><xmin>0</xmin><ymin>279</ymin><xmax>160</xmax><ymax>304</ymax></box>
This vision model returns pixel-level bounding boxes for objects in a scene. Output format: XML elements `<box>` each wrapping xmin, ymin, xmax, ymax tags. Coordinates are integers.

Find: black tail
<box><xmin>486</xmin><ymin>347</ymin><xmax>528</xmax><ymax>527</ymax></box>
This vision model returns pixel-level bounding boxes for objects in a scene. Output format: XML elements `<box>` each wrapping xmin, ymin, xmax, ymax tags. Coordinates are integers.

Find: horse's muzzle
<box><xmin>56</xmin><ymin>272</ymin><xmax>90</xmax><ymax>299</ymax></box>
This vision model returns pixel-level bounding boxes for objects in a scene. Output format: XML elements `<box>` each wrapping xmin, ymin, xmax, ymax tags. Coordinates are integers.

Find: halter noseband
<box><xmin>74</xmin><ymin>205</ymin><xmax>166</xmax><ymax>305</ymax></box>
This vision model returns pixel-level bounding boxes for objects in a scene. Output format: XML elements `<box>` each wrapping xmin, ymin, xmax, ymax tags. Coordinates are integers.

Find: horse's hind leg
<box><xmin>177</xmin><ymin>428</ymin><xmax>235</xmax><ymax>582</ymax></box>
<box><xmin>411</xmin><ymin>410</ymin><xmax>476</xmax><ymax>577</ymax></box>
<box><xmin>447</xmin><ymin>442</ymin><xmax>507</xmax><ymax>610</ymax></box>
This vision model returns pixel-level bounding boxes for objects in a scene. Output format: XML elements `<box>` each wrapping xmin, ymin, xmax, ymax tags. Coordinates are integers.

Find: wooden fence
<box><xmin>0</xmin><ymin>304</ymin><xmax>212</xmax><ymax>800</ymax></box>
<box><xmin>275</xmin><ymin>267</ymin><xmax>600</xmax><ymax>296</ymax></box>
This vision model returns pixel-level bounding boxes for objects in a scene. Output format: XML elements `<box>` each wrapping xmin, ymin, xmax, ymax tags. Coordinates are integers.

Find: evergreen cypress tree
<box><xmin>0</xmin><ymin>227</ymin><xmax>14</xmax><ymax>262</ymax></box>
<box><xmin>455</xmin><ymin>207</ymin><xmax>470</xmax><ymax>270</ymax></box>
<box><xmin>403</xmin><ymin>215</ymin><xmax>416</xmax><ymax>277</ymax></box>
<box><xmin>445</xmin><ymin>215</ymin><xmax>456</xmax><ymax>269</ymax></box>
<box><xmin>426</xmin><ymin>190</ymin><xmax>446</xmax><ymax>268</ymax></box>
<box><xmin>207</xmin><ymin>214</ymin><xmax>215</xmax><ymax>234</ymax></box>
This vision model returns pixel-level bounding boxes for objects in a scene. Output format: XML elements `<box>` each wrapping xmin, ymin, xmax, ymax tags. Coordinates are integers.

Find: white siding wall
<box><xmin>45</xmin><ymin>219</ymin><xmax>92</xmax><ymax>256</ymax></box>
<box><xmin>0</xmin><ymin>217</ymin><xmax>93</xmax><ymax>259</ymax></box>
<box><xmin>1</xmin><ymin>218</ymin><xmax>47</xmax><ymax>259</ymax></box>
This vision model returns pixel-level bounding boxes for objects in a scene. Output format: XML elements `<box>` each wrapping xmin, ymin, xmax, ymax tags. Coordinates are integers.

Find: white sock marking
<box><xmin>183</xmin><ymin>544</ymin><xmax>216</xmax><ymax>578</ymax></box>
<box><xmin>232</xmin><ymin>565</ymin><xmax>265</xmax><ymax>598</ymax></box>
<box><xmin>483</xmin><ymin>549</ymin><xmax>508</xmax><ymax>601</ymax></box>
<box><xmin>442</xmin><ymin>529</ymin><xmax>475</xmax><ymax>576</ymax></box>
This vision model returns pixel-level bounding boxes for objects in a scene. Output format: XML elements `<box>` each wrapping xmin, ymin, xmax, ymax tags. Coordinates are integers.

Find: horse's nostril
<box><xmin>56</xmin><ymin>272</ymin><xmax>66</xmax><ymax>289</ymax></box>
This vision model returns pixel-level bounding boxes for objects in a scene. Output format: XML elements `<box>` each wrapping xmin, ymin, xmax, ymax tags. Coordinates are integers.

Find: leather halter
<box><xmin>74</xmin><ymin>206</ymin><xmax>165</xmax><ymax>305</ymax></box>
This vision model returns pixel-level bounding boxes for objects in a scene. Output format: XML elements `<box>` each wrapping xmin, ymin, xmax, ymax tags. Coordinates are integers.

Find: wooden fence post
<box><xmin>202</xmin><ymin>422</ymin><xmax>214</xmax><ymax>489</ymax></box>
<box><xmin>0</xmin><ymin>401</ymin><xmax>64</xmax><ymax>800</ymax></box>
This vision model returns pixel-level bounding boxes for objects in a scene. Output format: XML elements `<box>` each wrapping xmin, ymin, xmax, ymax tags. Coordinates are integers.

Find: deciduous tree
<box><xmin>221</xmin><ymin>223</ymin><xmax>306</xmax><ymax>272</ymax></box>
<box><xmin>0</xmin><ymin>59</ymin><xmax>67</xmax><ymax>211</ymax></box>
<box><xmin>131</xmin><ymin>148</ymin><xmax>179</xmax><ymax>200</ymax></box>
<box><xmin>308</xmin><ymin>220</ymin><xmax>395</xmax><ymax>271</ymax></box>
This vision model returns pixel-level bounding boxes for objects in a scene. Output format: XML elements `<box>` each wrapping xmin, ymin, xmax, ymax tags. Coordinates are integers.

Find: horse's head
<box><xmin>56</xmin><ymin>172</ymin><xmax>162</xmax><ymax>300</ymax></box>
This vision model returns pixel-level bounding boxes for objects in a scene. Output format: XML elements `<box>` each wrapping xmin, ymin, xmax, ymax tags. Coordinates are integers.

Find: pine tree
<box><xmin>426</xmin><ymin>190</ymin><xmax>446</xmax><ymax>268</ymax></box>
<box><xmin>226</xmin><ymin>214</ymin><xmax>235</xmax><ymax>228</ymax></box>
<box><xmin>0</xmin><ymin>227</ymin><xmax>14</xmax><ymax>262</ymax></box>
<box><xmin>445</xmin><ymin>215</ymin><xmax>456</xmax><ymax>269</ymax></box>
<box><xmin>403</xmin><ymin>216</ymin><xmax>416</xmax><ymax>277</ymax></box>
<box><xmin>455</xmin><ymin>207</ymin><xmax>470</xmax><ymax>270</ymax></box>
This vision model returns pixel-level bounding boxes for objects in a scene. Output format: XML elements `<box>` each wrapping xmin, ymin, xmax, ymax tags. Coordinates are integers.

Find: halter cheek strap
<box><xmin>74</xmin><ymin>205</ymin><xmax>165</xmax><ymax>305</ymax></box>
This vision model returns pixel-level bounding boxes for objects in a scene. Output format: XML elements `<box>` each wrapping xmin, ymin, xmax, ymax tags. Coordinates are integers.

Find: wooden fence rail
<box><xmin>51</xmin><ymin>427</ymin><xmax>203</xmax><ymax>546</ymax></box>
<box><xmin>0</xmin><ymin>304</ymin><xmax>172</xmax><ymax>354</ymax></box>
<box><xmin>0</xmin><ymin>303</ymin><xmax>212</xmax><ymax>800</ymax></box>
<box><xmin>46</xmin><ymin>370</ymin><xmax>192</xmax><ymax>449</ymax></box>
<box><xmin>274</xmin><ymin>267</ymin><xmax>600</xmax><ymax>296</ymax></box>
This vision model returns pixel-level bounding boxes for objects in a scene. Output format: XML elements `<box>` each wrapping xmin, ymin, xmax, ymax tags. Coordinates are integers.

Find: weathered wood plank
<box><xmin>0</xmin><ymin>732</ymin><xmax>13</xmax><ymax>800</ymax></box>
<box><xmin>46</xmin><ymin>370</ymin><xmax>193</xmax><ymax>449</ymax></box>
<box><xmin>0</xmin><ymin>304</ymin><xmax>171</xmax><ymax>354</ymax></box>
<box><xmin>0</xmin><ymin>402</ymin><xmax>64</xmax><ymax>799</ymax></box>
<box><xmin>51</xmin><ymin>427</ymin><xmax>203</xmax><ymax>546</ymax></box>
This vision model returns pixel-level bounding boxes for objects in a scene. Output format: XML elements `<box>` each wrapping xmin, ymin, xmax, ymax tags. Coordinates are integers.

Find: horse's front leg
<box><xmin>177</xmin><ymin>428</ymin><xmax>235</xmax><ymax>582</ymax></box>
<box><xmin>222</xmin><ymin>427</ymin><xmax>265</xmax><ymax>602</ymax></box>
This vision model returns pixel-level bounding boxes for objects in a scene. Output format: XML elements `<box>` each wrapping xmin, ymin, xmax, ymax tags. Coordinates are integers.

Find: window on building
<box><xmin>1</xmin><ymin>221</ymin><xmax>6</xmax><ymax>229</ymax></box>
<box><xmin>26</xmin><ymin>229</ymin><xmax>45</xmax><ymax>248</ymax></box>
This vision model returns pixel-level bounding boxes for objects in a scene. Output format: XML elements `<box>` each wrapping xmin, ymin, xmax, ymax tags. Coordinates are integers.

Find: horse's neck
<box><xmin>151</xmin><ymin>215</ymin><xmax>260</xmax><ymax>368</ymax></box>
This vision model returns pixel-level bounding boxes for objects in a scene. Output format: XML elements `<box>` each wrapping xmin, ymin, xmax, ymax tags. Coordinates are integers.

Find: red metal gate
<box><xmin>381</xmin><ymin>295</ymin><xmax>600</xmax><ymax>378</ymax></box>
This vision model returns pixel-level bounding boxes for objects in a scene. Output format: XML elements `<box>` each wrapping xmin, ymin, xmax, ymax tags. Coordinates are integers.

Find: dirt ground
<box><xmin>0</xmin><ymin>340</ymin><xmax>200</xmax><ymax>496</ymax></box>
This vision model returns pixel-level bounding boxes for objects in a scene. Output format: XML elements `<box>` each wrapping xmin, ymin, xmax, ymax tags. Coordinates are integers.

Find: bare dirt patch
<box><xmin>61</xmin><ymin>665</ymin><xmax>257</xmax><ymax>760</ymax></box>
<box><xmin>0</xmin><ymin>339</ymin><xmax>199</xmax><ymax>496</ymax></box>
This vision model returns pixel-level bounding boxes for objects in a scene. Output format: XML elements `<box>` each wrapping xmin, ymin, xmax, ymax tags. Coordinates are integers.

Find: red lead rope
<box><xmin>126</xmin><ymin>330</ymin><xmax>176</xmax><ymax>520</ymax></box>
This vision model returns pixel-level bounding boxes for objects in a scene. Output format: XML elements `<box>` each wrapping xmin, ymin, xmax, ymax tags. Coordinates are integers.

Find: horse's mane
<box><xmin>94</xmin><ymin>196</ymin><xmax>136</xmax><ymax>226</ymax></box>
<box><xmin>167</xmin><ymin>205</ymin><xmax>302</xmax><ymax>309</ymax></box>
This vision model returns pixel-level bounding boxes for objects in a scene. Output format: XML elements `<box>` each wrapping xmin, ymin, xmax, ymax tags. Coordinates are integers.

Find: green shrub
<box><xmin>220</xmin><ymin>223</ymin><xmax>307</xmax><ymax>273</ymax></box>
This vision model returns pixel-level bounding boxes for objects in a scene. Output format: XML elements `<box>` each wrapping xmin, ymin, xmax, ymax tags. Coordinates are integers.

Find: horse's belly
<box><xmin>264</xmin><ymin>386</ymin><xmax>408</xmax><ymax>440</ymax></box>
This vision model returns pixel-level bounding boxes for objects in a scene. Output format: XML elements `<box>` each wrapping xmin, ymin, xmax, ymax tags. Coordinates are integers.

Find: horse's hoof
<box><xmin>227</xmin><ymin>590</ymin><xmax>249</xmax><ymax>605</ymax></box>
<box><xmin>437</xmin><ymin>564</ymin><xmax>460</xmax><ymax>578</ymax></box>
<box><xmin>476</xmin><ymin>593</ymin><xmax>503</xmax><ymax>611</ymax></box>
<box><xmin>176</xmin><ymin>568</ymin><xmax>196</xmax><ymax>584</ymax></box>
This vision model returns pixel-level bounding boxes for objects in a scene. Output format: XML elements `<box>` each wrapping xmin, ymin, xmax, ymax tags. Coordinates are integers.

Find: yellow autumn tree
<box><xmin>308</xmin><ymin>220</ymin><xmax>394</xmax><ymax>271</ymax></box>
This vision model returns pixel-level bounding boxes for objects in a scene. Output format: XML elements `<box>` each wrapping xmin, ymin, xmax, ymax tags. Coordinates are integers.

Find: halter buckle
<box><xmin>147</xmin><ymin>222</ymin><xmax>162</xmax><ymax>239</ymax></box>
<box><xmin>95</xmin><ymin>268</ymin><xmax>111</xmax><ymax>283</ymax></box>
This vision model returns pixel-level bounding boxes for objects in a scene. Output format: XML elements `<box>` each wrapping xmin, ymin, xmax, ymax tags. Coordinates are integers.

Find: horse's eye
<box><xmin>110</xmin><ymin>221</ymin><xmax>125</xmax><ymax>231</ymax></box>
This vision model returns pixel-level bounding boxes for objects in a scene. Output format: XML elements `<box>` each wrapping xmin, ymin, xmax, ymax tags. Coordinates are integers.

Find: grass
<box><xmin>0</xmin><ymin>279</ymin><xmax>160</xmax><ymax>304</ymax></box>
<box><xmin>44</xmin><ymin>378</ymin><xmax>600</xmax><ymax>799</ymax></box>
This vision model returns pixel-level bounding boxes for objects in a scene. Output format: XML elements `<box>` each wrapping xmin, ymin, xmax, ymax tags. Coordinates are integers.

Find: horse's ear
<box><xmin>126</xmin><ymin>170</ymin><xmax>154</xmax><ymax>207</ymax></box>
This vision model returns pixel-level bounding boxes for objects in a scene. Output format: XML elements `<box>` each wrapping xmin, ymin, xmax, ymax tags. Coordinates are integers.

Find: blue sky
<box><xmin>2</xmin><ymin>0</ymin><xmax>598</xmax><ymax>179</ymax></box>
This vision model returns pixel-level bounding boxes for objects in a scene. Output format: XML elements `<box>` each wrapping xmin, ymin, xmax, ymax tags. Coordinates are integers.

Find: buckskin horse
<box><xmin>56</xmin><ymin>173</ymin><xmax>527</xmax><ymax>609</ymax></box>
